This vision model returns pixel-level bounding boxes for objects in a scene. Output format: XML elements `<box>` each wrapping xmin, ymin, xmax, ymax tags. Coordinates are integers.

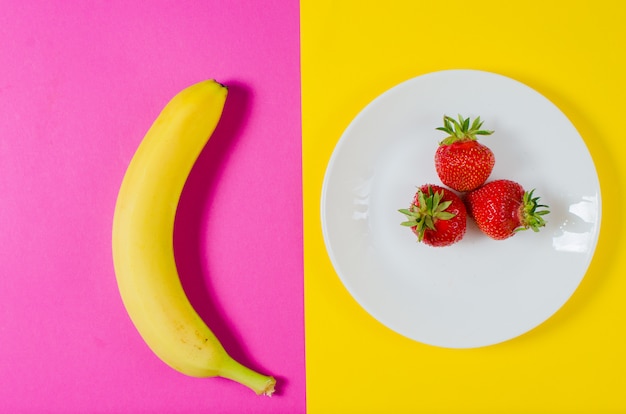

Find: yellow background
<box><xmin>302</xmin><ymin>1</ymin><xmax>625</xmax><ymax>413</ymax></box>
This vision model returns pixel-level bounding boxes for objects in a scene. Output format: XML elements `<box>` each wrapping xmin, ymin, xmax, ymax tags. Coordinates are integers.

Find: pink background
<box><xmin>0</xmin><ymin>1</ymin><xmax>304</xmax><ymax>413</ymax></box>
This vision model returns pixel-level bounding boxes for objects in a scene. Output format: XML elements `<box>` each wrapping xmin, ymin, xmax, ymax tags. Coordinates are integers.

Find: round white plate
<box><xmin>321</xmin><ymin>69</ymin><xmax>601</xmax><ymax>348</ymax></box>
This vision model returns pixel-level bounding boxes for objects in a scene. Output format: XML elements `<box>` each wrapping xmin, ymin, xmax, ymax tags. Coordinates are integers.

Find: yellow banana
<box><xmin>112</xmin><ymin>80</ymin><xmax>276</xmax><ymax>396</ymax></box>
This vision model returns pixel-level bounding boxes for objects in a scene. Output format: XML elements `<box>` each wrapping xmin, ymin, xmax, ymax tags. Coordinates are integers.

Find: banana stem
<box><xmin>219</xmin><ymin>357</ymin><xmax>276</xmax><ymax>396</ymax></box>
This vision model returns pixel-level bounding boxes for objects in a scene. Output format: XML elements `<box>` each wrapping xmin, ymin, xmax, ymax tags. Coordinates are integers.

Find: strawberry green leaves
<box><xmin>518</xmin><ymin>189</ymin><xmax>550</xmax><ymax>233</ymax></box>
<box><xmin>436</xmin><ymin>114</ymin><xmax>494</xmax><ymax>145</ymax></box>
<box><xmin>399</xmin><ymin>185</ymin><xmax>466</xmax><ymax>246</ymax></box>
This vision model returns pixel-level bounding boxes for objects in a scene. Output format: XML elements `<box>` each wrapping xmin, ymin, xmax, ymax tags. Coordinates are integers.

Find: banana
<box><xmin>112</xmin><ymin>80</ymin><xmax>276</xmax><ymax>396</ymax></box>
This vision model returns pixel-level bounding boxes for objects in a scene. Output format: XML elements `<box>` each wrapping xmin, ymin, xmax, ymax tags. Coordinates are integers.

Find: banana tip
<box><xmin>214</xmin><ymin>79</ymin><xmax>228</xmax><ymax>90</ymax></box>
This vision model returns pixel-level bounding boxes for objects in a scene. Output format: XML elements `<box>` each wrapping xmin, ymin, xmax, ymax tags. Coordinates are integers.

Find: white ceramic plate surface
<box><xmin>321</xmin><ymin>69</ymin><xmax>601</xmax><ymax>348</ymax></box>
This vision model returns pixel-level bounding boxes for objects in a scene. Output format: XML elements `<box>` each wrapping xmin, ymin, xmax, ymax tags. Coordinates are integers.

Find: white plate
<box><xmin>321</xmin><ymin>69</ymin><xmax>601</xmax><ymax>348</ymax></box>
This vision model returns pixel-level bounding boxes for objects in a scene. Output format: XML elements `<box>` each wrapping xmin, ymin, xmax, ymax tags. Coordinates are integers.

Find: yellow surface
<box><xmin>301</xmin><ymin>1</ymin><xmax>626</xmax><ymax>413</ymax></box>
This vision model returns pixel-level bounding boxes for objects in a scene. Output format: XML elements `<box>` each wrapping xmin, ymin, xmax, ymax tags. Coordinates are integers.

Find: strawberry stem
<box><xmin>399</xmin><ymin>186</ymin><xmax>456</xmax><ymax>242</ymax></box>
<box><xmin>516</xmin><ymin>189</ymin><xmax>550</xmax><ymax>232</ymax></box>
<box><xmin>436</xmin><ymin>114</ymin><xmax>494</xmax><ymax>145</ymax></box>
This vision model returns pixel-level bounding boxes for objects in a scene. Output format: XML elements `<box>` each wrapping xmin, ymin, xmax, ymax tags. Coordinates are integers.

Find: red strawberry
<box><xmin>399</xmin><ymin>184</ymin><xmax>467</xmax><ymax>247</ymax></box>
<box><xmin>434</xmin><ymin>114</ymin><xmax>495</xmax><ymax>192</ymax></box>
<box><xmin>464</xmin><ymin>179</ymin><xmax>550</xmax><ymax>240</ymax></box>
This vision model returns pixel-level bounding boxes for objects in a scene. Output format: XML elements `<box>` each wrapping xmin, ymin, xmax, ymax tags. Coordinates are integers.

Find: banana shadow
<box><xmin>173</xmin><ymin>80</ymin><xmax>285</xmax><ymax>393</ymax></box>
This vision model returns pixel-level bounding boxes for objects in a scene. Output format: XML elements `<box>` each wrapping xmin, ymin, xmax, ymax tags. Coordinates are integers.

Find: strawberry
<box><xmin>399</xmin><ymin>184</ymin><xmax>467</xmax><ymax>247</ymax></box>
<box><xmin>434</xmin><ymin>114</ymin><xmax>495</xmax><ymax>192</ymax></box>
<box><xmin>464</xmin><ymin>179</ymin><xmax>550</xmax><ymax>240</ymax></box>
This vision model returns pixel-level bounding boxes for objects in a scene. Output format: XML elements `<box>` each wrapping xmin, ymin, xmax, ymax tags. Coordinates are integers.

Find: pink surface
<box><xmin>0</xmin><ymin>1</ymin><xmax>304</xmax><ymax>413</ymax></box>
